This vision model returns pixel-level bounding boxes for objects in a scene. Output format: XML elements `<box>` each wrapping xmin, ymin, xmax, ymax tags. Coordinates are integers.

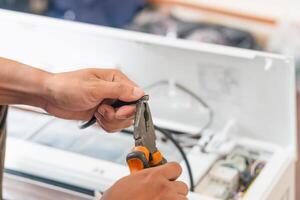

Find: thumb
<box><xmin>98</xmin><ymin>80</ymin><xmax>144</xmax><ymax>102</ymax></box>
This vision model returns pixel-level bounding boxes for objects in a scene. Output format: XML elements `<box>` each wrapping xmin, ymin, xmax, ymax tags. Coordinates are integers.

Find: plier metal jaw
<box><xmin>126</xmin><ymin>95</ymin><xmax>166</xmax><ymax>173</ymax></box>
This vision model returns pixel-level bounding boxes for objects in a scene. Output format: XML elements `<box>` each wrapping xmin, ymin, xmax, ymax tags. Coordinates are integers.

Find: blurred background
<box><xmin>1</xmin><ymin>0</ymin><xmax>300</xmax><ymax>199</ymax></box>
<box><xmin>1</xmin><ymin>0</ymin><xmax>299</xmax><ymax>70</ymax></box>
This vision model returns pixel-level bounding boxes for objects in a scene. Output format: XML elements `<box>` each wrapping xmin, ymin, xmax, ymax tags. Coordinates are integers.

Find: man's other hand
<box><xmin>101</xmin><ymin>162</ymin><xmax>189</xmax><ymax>200</ymax></box>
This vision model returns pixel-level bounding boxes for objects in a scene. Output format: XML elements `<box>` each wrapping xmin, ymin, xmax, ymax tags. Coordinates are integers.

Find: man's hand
<box><xmin>43</xmin><ymin>68</ymin><xmax>144</xmax><ymax>132</ymax></box>
<box><xmin>0</xmin><ymin>57</ymin><xmax>144</xmax><ymax>132</ymax></box>
<box><xmin>101</xmin><ymin>162</ymin><xmax>188</xmax><ymax>200</ymax></box>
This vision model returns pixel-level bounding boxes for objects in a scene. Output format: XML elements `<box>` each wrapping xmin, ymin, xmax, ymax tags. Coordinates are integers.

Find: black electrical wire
<box><xmin>154</xmin><ymin>125</ymin><xmax>195</xmax><ymax>192</ymax></box>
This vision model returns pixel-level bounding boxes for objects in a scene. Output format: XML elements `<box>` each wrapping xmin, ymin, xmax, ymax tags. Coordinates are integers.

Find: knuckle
<box><xmin>112</xmin><ymin>69</ymin><xmax>123</xmax><ymax>77</ymax></box>
<box><xmin>143</xmin><ymin>170</ymin><xmax>164</xmax><ymax>186</ymax></box>
<box><xmin>148</xmin><ymin>167</ymin><xmax>163</xmax><ymax>178</ymax></box>
<box><xmin>113</xmin><ymin>68</ymin><xmax>122</xmax><ymax>73</ymax></box>
<box><xmin>145</xmin><ymin>170</ymin><xmax>158</xmax><ymax>182</ymax></box>
<box><xmin>111</xmin><ymin>69</ymin><xmax>129</xmax><ymax>82</ymax></box>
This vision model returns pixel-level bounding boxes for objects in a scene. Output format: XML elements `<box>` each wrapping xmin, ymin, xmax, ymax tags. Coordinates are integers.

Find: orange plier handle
<box><xmin>126</xmin><ymin>146</ymin><xmax>166</xmax><ymax>173</ymax></box>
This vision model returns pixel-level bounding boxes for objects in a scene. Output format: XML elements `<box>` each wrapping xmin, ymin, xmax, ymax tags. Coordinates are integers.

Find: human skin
<box><xmin>101</xmin><ymin>162</ymin><xmax>188</xmax><ymax>200</ymax></box>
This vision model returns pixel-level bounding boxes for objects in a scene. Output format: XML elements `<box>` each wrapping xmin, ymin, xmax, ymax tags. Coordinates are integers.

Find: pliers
<box><xmin>126</xmin><ymin>95</ymin><xmax>167</xmax><ymax>173</ymax></box>
<box><xmin>79</xmin><ymin>95</ymin><xmax>166</xmax><ymax>173</ymax></box>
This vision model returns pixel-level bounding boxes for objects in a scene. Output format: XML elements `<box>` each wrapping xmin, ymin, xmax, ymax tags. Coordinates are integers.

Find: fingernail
<box><xmin>133</xmin><ymin>87</ymin><xmax>144</xmax><ymax>97</ymax></box>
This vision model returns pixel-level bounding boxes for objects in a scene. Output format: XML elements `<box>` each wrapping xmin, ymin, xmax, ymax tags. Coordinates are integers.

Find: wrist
<box><xmin>0</xmin><ymin>58</ymin><xmax>53</xmax><ymax>108</ymax></box>
<box><xmin>41</xmin><ymin>72</ymin><xmax>60</xmax><ymax>107</ymax></box>
<box><xmin>36</xmin><ymin>70</ymin><xmax>54</xmax><ymax>109</ymax></box>
<box><xmin>13</xmin><ymin>67</ymin><xmax>53</xmax><ymax>109</ymax></box>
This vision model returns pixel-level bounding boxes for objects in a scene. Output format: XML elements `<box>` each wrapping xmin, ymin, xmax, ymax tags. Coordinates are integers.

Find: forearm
<box><xmin>0</xmin><ymin>57</ymin><xmax>51</xmax><ymax>108</ymax></box>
